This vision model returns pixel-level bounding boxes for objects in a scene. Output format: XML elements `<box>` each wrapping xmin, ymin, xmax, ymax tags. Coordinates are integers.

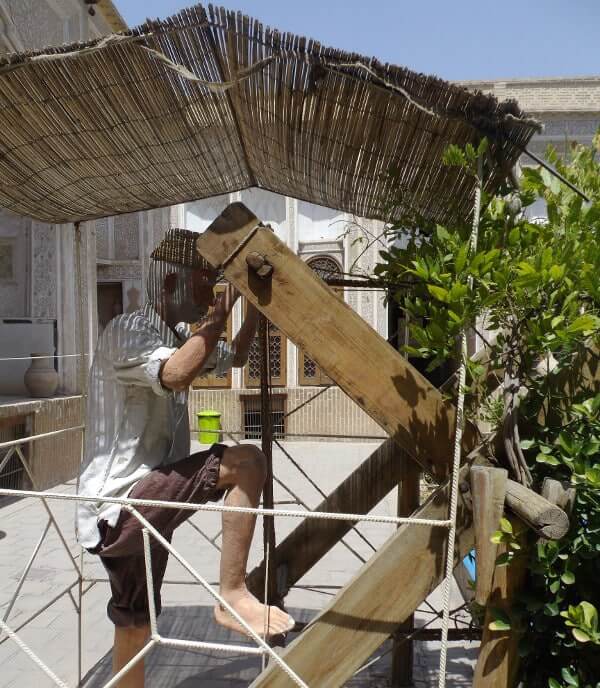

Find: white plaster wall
<box><xmin>185</xmin><ymin>194</ymin><xmax>231</xmax><ymax>233</ymax></box>
<box><xmin>297</xmin><ymin>200</ymin><xmax>343</xmax><ymax>242</ymax></box>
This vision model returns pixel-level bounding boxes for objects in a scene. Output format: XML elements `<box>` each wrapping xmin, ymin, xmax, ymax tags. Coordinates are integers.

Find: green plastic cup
<box><xmin>197</xmin><ymin>409</ymin><xmax>222</xmax><ymax>444</ymax></box>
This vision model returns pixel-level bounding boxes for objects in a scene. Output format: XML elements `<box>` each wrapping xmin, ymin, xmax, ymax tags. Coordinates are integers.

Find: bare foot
<box><xmin>214</xmin><ymin>590</ymin><xmax>295</xmax><ymax>639</ymax></box>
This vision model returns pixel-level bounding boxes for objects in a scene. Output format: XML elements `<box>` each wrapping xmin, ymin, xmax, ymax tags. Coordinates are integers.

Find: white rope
<box><xmin>0</xmin><ymin>486</ymin><xmax>452</xmax><ymax>527</ymax></box>
<box><xmin>262</xmin><ymin>534</ymin><xmax>271</xmax><ymax>672</ymax></box>
<box><xmin>142</xmin><ymin>529</ymin><xmax>159</xmax><ymax>639</ymax></box>
<box><xmin>0</xmin><ymin>618</ymin><xmax>70</xmax><ymax>687</ymax></box>
<box><xmin>0</xmin><ymin>425</ymin><xmax>84</xmax><ymax>450</ymax></box>
<box><xmin>437</xmin><ymin>159</ymin><xmax>483</xmax><ymax>688</ymax></box>
<box><xmin>158</xmin><ymin>638</ymin><xmax>266</xmax><ymax>655</ymax></box>
<box><xmin>0</xmin><ymin>353</ymin><xmax>88</xmax><ymax>361</ymax></box>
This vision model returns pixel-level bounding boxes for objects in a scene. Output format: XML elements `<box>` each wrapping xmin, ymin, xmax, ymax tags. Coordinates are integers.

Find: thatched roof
<box><xmin>0</xmin><ymin>3</ymin><xmax>540</xmax><ymax>226</ymax></box>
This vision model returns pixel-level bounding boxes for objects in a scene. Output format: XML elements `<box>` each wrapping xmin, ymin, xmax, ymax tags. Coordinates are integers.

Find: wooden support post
<box><xmin>246</xmin><ymin>439</ymin><xmax>406</xmax><ymax>598</ymax></box>
<box><xmin>391</xmin><ymin>458</ymin><xmax>420</xmax><ymax>687</ymax></box>
<box><xmin>249</xmin><ymin>465</ymin><xmax>475</xmax><ymax>688</ymax></box>
<box><xmin>471</xmin><ymin>466</ymin><xmax>508</xmax><ymax>606</ymax></box>
<box><xmin>196</xmin><ymin>203</ymin><xmax>480</xmax><ymax>479</ymax></box>
<box><xmin>473</xmin><ymin>516</ymin><xmax>527</xmax><ymax>688</ymax></box>
<box><xmin>505</xmin><ymin>478</ymin><xmax>569</xmax><ymax>540</ymax></box>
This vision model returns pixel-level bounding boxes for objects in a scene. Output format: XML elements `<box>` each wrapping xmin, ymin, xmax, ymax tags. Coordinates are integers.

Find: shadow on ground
<box><xmin>82</xmin><ymin>605</ymin><xmax>315</xmax><ymax>688</ymax></box>
<box><xmin>81</xmin><ymin>604</ymin><xmax>477</xmax><ymax>687</ymax></box>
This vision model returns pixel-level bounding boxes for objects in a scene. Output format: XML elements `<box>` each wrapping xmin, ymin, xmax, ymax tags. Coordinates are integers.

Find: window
<box><xmin>243</xmin><ymin>301</ymin><xmax>287</xmax><ymax>388</ymax></box>
<box><xmin>241</xmin><ymin>394</ymin><xmax>286</xmax><ymax>440</ymax></box>
<box><xmin>0</xmin><ymin>418</ymin><xmax>27</xmax><ymax>497</ymax></box>
<box><xmin>192</xmin><ymin>284</ymin><xmax>233</xmax><ymax>389</ymax></box>
<box><xmin>298</xmin><ymin>256</ymin><xmax>342</xmax><ymax>386</ymax></box>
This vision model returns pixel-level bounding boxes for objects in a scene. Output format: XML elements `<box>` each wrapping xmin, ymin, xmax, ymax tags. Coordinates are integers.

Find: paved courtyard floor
<box><xmin>0</xmin><ymin>441</ymin><xmax>478</xmax><ymax>687</ymax></box>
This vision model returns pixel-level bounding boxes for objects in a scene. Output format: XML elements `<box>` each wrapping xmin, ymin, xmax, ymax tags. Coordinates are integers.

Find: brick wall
<box><xmin>458</xmin><ymin>77</ymin><xmax>600</xmax><ymax>113</ymax></box>
<box><xmin>189</xmin><ymin>387</ymin><xmax>386</xmax><ymax>443</ymax></box>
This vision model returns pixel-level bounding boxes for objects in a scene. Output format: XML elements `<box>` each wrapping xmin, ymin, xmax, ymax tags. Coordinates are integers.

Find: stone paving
<box><xmin>0</xmin><ymin>441</ymin><xmax>478</xmax><ymax>687</ymax></box>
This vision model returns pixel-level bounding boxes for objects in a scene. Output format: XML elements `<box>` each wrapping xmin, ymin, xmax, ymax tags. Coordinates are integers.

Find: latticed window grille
<box><xmin>0</xmin><ymin>420</ymin><xmax>26</xmax><ymax>498</ymax></box>
<box><xmin>244</xmin><ymin>302</ymin><xmax>287</xmax><ymax>387</ymax></box>
<box><xmin>192</xmin><ymin>284</ymin><xmax>232</xmax><ymax>389</ymax></box>
<box><xmin>298</xmin><ymin>255</ymin><xmax>343</xmax><ymax>386</ymax></box>
<box><xmin>241</xmin><ymin>394</ymin><xmax>286</xmax><ymax>439</ymax></box>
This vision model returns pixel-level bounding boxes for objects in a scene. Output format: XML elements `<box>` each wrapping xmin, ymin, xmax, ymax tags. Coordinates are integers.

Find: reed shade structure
<box><xmin>0</xmin><ymin>3</ymin><xmax>540</xmax><ymax>225</ymax></box>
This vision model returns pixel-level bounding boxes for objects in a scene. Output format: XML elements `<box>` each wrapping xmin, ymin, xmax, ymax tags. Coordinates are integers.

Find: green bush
<box><xmin>374</xmin><ymin>135</ymin><xmax>600</xmax><ymax>686</ymax></box>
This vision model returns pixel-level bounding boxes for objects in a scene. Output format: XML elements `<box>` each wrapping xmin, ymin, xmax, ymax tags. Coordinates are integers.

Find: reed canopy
<box><xmin>0</xmin><ymin>3</ymin><xmax>540</xmax><ymax>225</ymax></box>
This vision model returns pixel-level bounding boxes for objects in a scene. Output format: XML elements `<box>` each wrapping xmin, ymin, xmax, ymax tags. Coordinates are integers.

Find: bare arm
<box><xmin>232</xmin><ymin>302</ymin><xmax>260</xmax><ymax>367</ymax></box>
<box><xmin>160</xmin><ymin>285</ymin><xmax>238</xmax><ymax>391</ymax></box>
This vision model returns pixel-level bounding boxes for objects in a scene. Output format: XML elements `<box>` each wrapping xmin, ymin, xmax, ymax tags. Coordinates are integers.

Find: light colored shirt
<box><xmin>76</xmin><ymin>303</ymin><xmax>233</xmax><ymax>550</ymax></box>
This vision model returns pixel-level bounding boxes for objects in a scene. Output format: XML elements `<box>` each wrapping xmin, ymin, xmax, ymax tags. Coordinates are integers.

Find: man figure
<box><xmin>77</xmin><ymin>229</ymin><xmax>293</xmax><ymax>687</ymax></box>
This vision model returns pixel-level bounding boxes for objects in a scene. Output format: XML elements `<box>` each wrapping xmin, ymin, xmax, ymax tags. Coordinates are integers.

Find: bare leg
<box><xmin>213</xmin><ymin>444</ymin><xmax>295</xmax><ymax>637</ymax></box>
<box><xmin>112</xmin><ymin>624</ymin><xmax>150</xmax><ymax>688</ymax></box>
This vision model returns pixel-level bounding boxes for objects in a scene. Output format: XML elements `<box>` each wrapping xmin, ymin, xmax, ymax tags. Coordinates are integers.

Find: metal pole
<box><xmin>258</xmin><ymin>316</ymin><xmax>278</xmax><ymax>606</ymax></box>
<box><xmin>524</xmin><ymin>146</ymin><xmax>590</xmax><ymax>202</ymax></box>
<box><xmin>74</xmin><ymin>220</ymin><xmax>86</xmax><ymax>686</ymax></box>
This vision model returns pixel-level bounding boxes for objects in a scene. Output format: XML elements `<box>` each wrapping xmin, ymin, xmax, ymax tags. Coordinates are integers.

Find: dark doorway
<box><xmin>97</xmin><ymin>282</ymin><xmax>123</xmax><ymax>333</ymax></box>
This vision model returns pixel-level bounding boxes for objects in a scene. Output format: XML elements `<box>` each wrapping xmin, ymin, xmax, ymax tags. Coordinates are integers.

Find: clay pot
<box><xmin>24</xmin><ymin>353</ymin><xmax>59</xmax><ymax>398</ymax></box>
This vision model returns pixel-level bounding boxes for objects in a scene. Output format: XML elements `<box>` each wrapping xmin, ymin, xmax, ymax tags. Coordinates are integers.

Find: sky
<box><xmin>116</xmin><ymin>0</ymin><xmax>600</xmax><ymax>82</ymax></box>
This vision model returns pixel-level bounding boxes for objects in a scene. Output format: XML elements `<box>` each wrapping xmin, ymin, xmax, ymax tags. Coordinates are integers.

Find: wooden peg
<box><xmin>246</xmin><ymin>251</ymin><xmax>273</xmax><ymax>279</ymax></box>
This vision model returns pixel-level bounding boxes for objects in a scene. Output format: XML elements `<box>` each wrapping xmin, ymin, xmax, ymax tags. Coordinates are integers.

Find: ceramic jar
<box><xmin>24</xmin><ymin>352</ymin><xmax>59</xmax><ymax>398</ymax></box>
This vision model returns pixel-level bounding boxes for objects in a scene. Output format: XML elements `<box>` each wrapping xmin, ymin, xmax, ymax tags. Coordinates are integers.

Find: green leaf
<box><xmin>508</xmin><ymin>227</ymin><xmax>520</xmax><ymax>245</ymax></box>
<box><xmin>548</xmin><ymin>680</ymin><xmax>562</xmax><ymax>688</ymax></box>
<box><xmin>455</xmin><ymin>244</ymin><xmax>469</xmax><ymax>273</ymax></box>
<box><xmin>536</xmin><ymin>453</ymin><xmax>561</xmax><ymax>465</ymax></box>
<box><xmin>488</xmin><ymin>608</ymin><xmax>512</xmax><ymax>631</ymax></box>
<box><xmin>545</xmin><ymin>602</ymin><xmax>560</xmax><ymax>616</ymax></box>
<box><xmin>489</xmin><ymin>618</ymin><xmax>512</xmax><ymax>631</ymax></box>
<box><xmin>561</xmin><ymin>571</ymin><xmax>576</xmax><ymax>585</ymax></box>
<box><xmin>499</xmin><ymin>517</ymin><xmax>513</xmax><ymax>534</ymax></box>
<box><xmin>427</xmin><ymin>285</ymin><xmax>450</xmax><ymax>302</ymax></box>
<box><xmin>572</xmin><ymin>628</ymin><xmax>591</xmax><ymax>643</ymax></box>
<box><xmin>520</xmin><ymin>438</ymin><xmax>536</xmax><ymax>450</ymax></box>
<box><xmin>561</xmin><ymin>667</ymin><xmax>580</xmax><ymax>686</ymax></box>
<box><xmin>566</xmin><ymin>314</ymin><xmax>600</xmax><ymax>334</ymax></box>
<box><xmin>549</xmin><ymin>264</ymin><xmax>566</xmax><ymax>281</ymax></box>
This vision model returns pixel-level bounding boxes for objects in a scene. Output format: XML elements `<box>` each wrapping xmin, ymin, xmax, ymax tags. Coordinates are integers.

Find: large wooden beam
<box><xmin>249</xmin><ymin>465</ymin><xmax>474</xmax><ymax>688</ymax></box>
<box><xmin>246</xmin><ymin>439</ymin><xmax>405</xmax><ymax>598</ymax></box>
<box><xmin>197</xmin><ymin>203</ymin><xmax>479</xmax><ymax>477</ymax></box>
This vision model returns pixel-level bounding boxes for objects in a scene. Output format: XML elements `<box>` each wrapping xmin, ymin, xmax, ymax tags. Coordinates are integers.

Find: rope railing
<box><xmin>0</xmin><ymin>487</ymin><xmax>452</xmax><ymax>527</ymax></box>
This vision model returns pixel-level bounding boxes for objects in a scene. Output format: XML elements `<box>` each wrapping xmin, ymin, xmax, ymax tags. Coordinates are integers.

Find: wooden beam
<box><xmin>246</xmin><ymin>439</ymin><xmax>405</xmax><ymax>598</ymax></box>
<box><xmin>471</xmin><ymin>466</ymin><xmax>508</xmax><ymax>606</ymax></box>
<box><xmin>197</xmin><ymin>203</ymin><xmax>480</xmax><ymax>477</ymax></box>
<box><xmin>392</xmin><ymin>458</ymin><xmax>420</xmax><ymax>687</ymax></box>
<box><xmin>473</xmin><ymin>516</ymin><xmax>527</xmax><ymax>688</ymax></box>
<box><xmin>505</xmin><ymin>478</ymin><xmax>569</xmax><ymax>540</ymax></box>
<box><xmin>249</xmin><ymin>465</ymin><xmax>475</xmax><ymax>688</ymax></box>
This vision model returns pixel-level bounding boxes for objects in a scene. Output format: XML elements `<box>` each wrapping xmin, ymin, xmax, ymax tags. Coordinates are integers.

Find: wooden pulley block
<box><xmin>246</xmin><ymin>251</ymin><xmax>273</xmax><ymax>279</ymax></box>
